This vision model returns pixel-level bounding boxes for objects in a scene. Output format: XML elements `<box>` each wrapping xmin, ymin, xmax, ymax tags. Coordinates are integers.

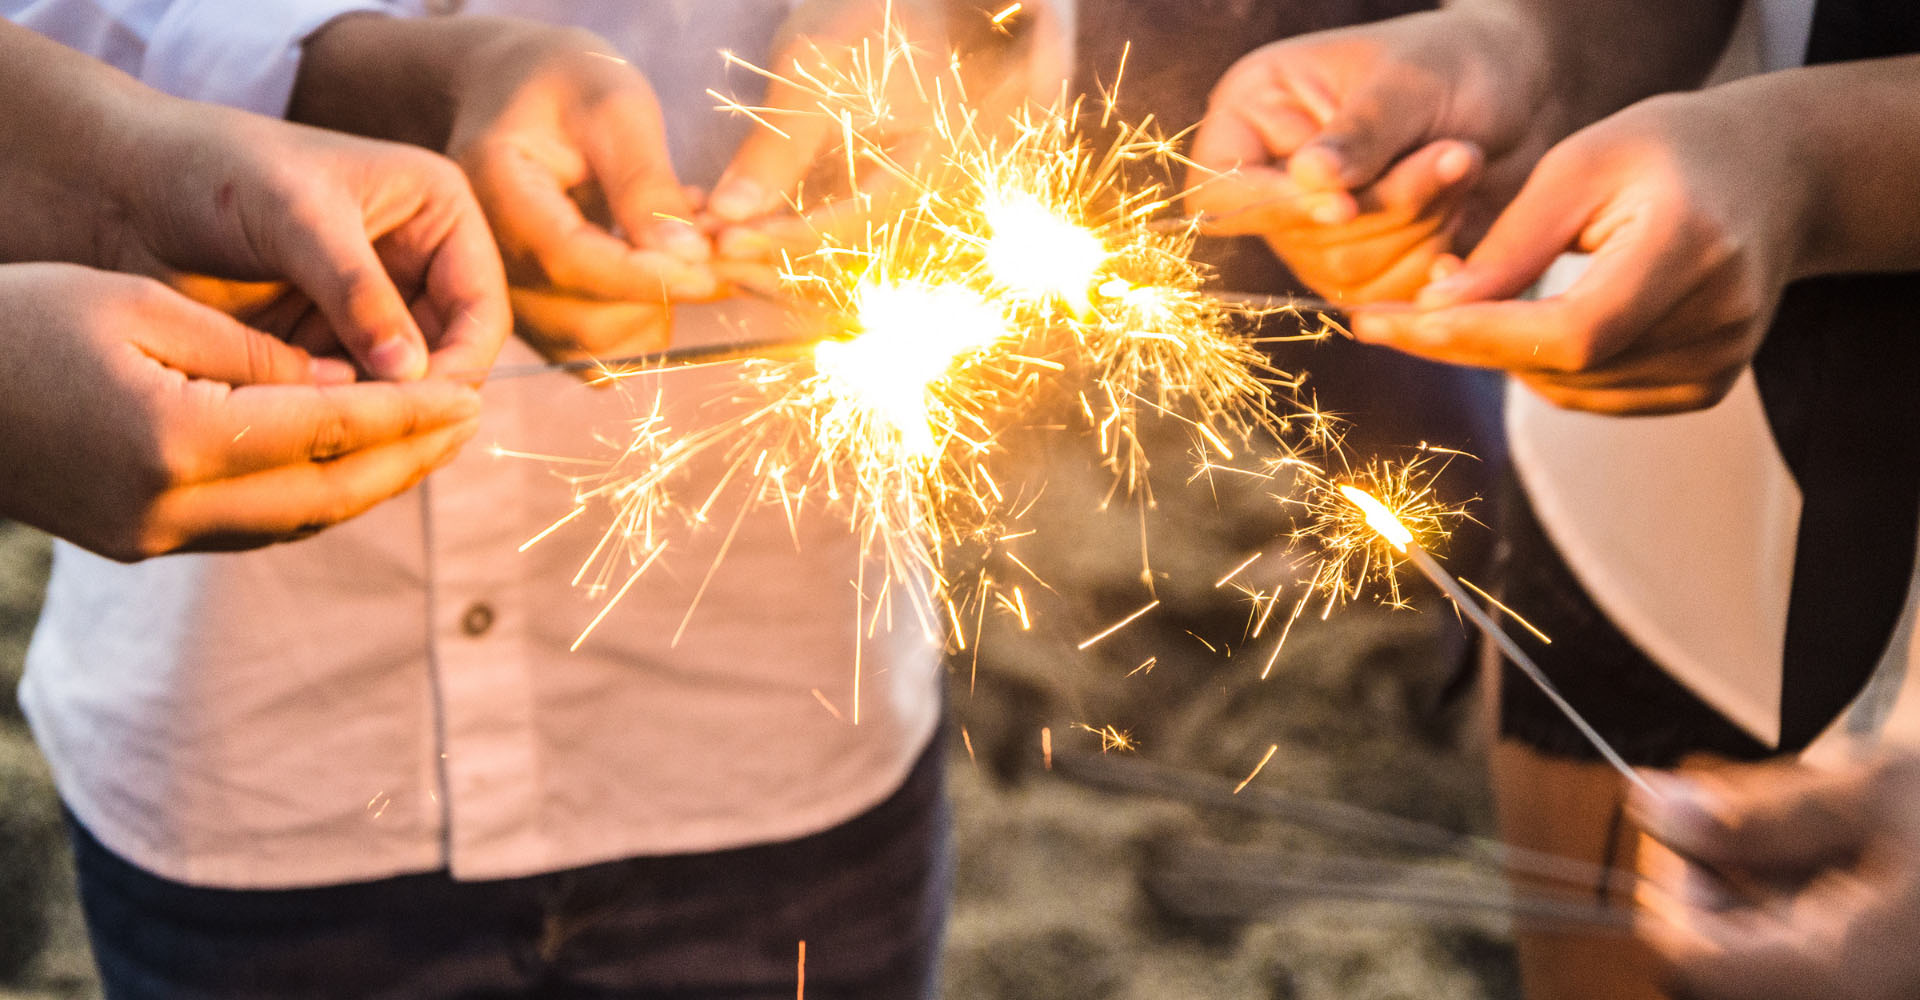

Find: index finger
<box><xmin>471</xmin><ymin>147</ymin><xmax>716</xmax><ymax>301</ymax></box>
<box><xmin>421</xmin><ymin>204</ymin><xmax>512</xmax><ymax>381</ymax></box>
<box><xmin>1352</xmin><ymin>228</ymin><xmax>1687</xmax><ymax>374</ymax></box>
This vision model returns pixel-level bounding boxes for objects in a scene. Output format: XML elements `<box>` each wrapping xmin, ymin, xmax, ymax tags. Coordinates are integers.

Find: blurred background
<box><xmin>0</xmin><ymin>0</ymin><xmax>1545</xmax><ymax>997</ymax></box>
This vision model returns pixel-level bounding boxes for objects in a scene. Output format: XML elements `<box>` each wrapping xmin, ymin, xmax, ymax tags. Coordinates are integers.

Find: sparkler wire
<box><xmin>1403</xmin><ymin>544</ymin><xmax>1657</xmax><ymax>799</ymax></box>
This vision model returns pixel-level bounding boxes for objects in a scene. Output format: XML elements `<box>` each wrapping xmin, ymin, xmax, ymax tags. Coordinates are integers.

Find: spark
<box><xmin>1214</xmin><ymin>551</ymin><xmax>1262</xmax><ymax>588</ymax></box>
<box><xmin>1281</xmin><ymin>449</ymin><xmax>1476</xmax><ymax>613</ymax></box>
<box><xmin>810</xmin><ymin>688</ymin><xmax>846</xmax><ymax>721</ymax></box>
<box><xmin>1041</xmin><ymin>725</ymin><xmax>1053</xmax><ymax>769</ymax></box>
<box><xmin>991</xmin><ymin>3</ymin><xmax>1023</xmax><ymax>26</ymax></box>
<box><xmin>1126</xmin><ymin>655</ymin><xmax>1157</xmax><ymax>677</ymax></box>
<box><xmin>508</xmin><ymin>13</ymin><xmax>1353</xmax><ymax>666</ymax></box>
<box><xmin>1073</xmin><ymin>722</ymin><xmax>1138</xmax><ymax>753</ymax></box>
<box><xmin>1077</xmin><ymin>599</ymin><xmax>1160</xmax><ymax>650</ymax></box>
<box><xmin>1234</xmin><ymin>743</ymin><xmax>1279</xmax><ymax>794</ymax></box>
<box><xmin>1461</xmin><ymin>575</ymin><xmax>1552</xmax><ymax>644</ymax></box>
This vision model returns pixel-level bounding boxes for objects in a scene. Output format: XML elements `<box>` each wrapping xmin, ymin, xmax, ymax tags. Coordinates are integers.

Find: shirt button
<box><xmin>460</xmin><ymin>602</ymin><xmax>496</xmax><ymax>637</ymax></box>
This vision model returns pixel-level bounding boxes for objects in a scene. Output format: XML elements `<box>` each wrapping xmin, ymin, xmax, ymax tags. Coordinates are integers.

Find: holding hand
<box><xmin>1184</xmin><ymin>9</ymin><xmax>1551</xmax><ymax>302</ymax></box>
<box><xmin>0</xmin><ymin>20</ymin><xmax>511</xmax><ymax>383</ymax></box>
<box><xmin>707</xmin><ymin>0</ymin><xmax>1070</xmax><ymax>276</ymax></box>
<box><xmin>0</xmin><ymin>264</ymin><xmax>481</xmax><ymax>561</ymax></box>
<box><xmin>112</xmin><ymin>104</ymin><xmax>509</xmax><ymax>383</ymax></box>
<box><xmin>1352</xmin><ymin>88</ymin><xmax>1808</xmax><ymax>414</ymax></box>
<box><xmin>296</xmin><ymin>16</ymin><xmax>716</xmax><ymax>366</ymax></box>
<box><xmin>1633</xmin><ymin>749</ymin><xmax>1920</xmax><ymax>1000</ymax></box>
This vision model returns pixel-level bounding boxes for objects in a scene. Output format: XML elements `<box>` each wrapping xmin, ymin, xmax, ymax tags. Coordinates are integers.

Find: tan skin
<box><xmin>0</xmin><ymin>264</ymin><xmax>481</xmax><ymax>561</ymax></box>
<box><xmin>1194</xmin><ymin>3</ymin><xmax>1920</xmax><ymax>994</ymax></box>
<box><xmin>0</xmin><ymin>24</ymin><xmax>507</xmax><ymax>383</ymax></box>
<box><xmin>0</xmin><ymin>23</ymin><xmax>508</xmax><ymax>560</ymax></box>
<box><xmin>1633</xmin><ymin>750</ymin><xmax>1920</xmax><ymax>1000</ymax></box>
<box><xmin>1362</xmin><ymin>56</ymin><xmax>1920</xmax><ymax>415</ymax></box>
<box><xmin>295</xmin><ymin>15</ymin><xmax>717</xmax><ymax>365</ymax></box>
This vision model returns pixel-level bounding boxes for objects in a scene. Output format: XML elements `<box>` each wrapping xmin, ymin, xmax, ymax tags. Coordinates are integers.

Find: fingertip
<box><xmin>1308</xmin><ymin>192</ymin><xmax>1357</xmax><ymax>225</ymax></box>
<box><xmin>709</xmin><ymin>177</ymin><xmax>770</xmax><ymax>223</ymax></box>
<box><xmin>309</xmin><ymin>357</ymin><xmax>360</xmax><ymax>386</ymax></box>
<box><xmin>717</xmin><ymin>225</ymin><xmax>778</xmax><ymax>261</ymax></box>
<box><xmin>1633</xmin><ymin>772</ymin><xmax>1723</xmax><ymax>850</ymax></box>
<box><xmin>1289</xmin><ymin>143</ymin><xmax>1346</xmax><ymax>192</ymax></box>
<box><xmin>1415</xmin><ymin>275</ymin><xmax>1468</xmax><ymax>309</ymax></box>
<box><xmin>1434</xmin><ymin>141</ymin><xmax>1481</xmax><ymax>186</ymax></box>
<box><xmin>366</xmin><ymin>335</ymin><xmax>428</xmax><ymax>382</ymax></box>
<box><xmin>648</xmin><ymin>220</ymin><xmax>713</xmax><ymax>263</ymax></box>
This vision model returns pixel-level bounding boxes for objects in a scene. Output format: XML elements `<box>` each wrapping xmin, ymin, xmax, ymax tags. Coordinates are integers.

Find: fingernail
<box><xmin>667</xmin><ymin>263</ymin><xmax>721</xmax><ymax>300</ymax></box>
<box><xmin>1436</xmin><ymin>143</ymin><xmax>1477</xmax><ymax>184</ymax></box>
<box><xmin>367</xmin><ymin>337</ymin><xmax>426</xmax><ymax>381</ymax></box>
<box><xmin>448</xmin><ymin>390</ymin><xmax>483</xmax><ymax>421</ymax></box>
<box><xmin>309</xmin><ymin>356</ymin><xmax>359</xmax><ymax>385</ymax></box>
<box><xmin>1291</xmin><ymin>144</ymin><xmax>1344</xmax><ymax>189</ymax></box>
<box><xmin>1635</xmin><ymin>772</ymin><xmax>1720</xmax><ymax>844</ymax></box>
<box><xmin>717</xmin><ymin>226</ymin><xmax>776</xmax><ymax>261</ymax></box>
<box><xmin>650</xmin><ymin>220</ymin><xmax>712</xmax><ymax>263</ymax></box>
<box><xmin>708</xmin><ymin>178</ymin><xmax>767</xmax><ymax>222</ymax></box>
<box><xmin>1428</xmin><ymin>254</ymin><xmax>1463</xmax><ymax>284</ymax></box>
<box><xmin>1416</xmin><ymin>273</ymin><xmax>1470</xmax><ymax>308</ymax></box>
<box><xmin>1309</xmin><ymin>195</ymin><xmax>1352</xmax><ymax>225</ymax></box>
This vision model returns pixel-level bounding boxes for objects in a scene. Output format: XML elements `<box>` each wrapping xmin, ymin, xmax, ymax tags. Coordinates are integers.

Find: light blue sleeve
<box><xmin>6</xmin><ymin>0</ymin><xmax>389</xmax><ymax>114</ymax></box>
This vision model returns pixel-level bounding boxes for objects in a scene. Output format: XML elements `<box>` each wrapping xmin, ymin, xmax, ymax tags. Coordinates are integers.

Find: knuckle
<box><xmin>307</xmin><ymin>406</ymin><xmax>354</xmax><ymax>463</ymax></box>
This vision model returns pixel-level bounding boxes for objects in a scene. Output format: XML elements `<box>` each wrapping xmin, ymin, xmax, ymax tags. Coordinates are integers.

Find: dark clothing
<box><xmin>68</xmin><ymin>739</ymin><xmax>950</xmax><ymax>1000</ymax></box>
<box><xmin>1500</xmin><ymin>0</ymin><xmax>1920</xmax><ymax>762</ymax></box>
<box><xmin>1752</xmin><ymin>0</ymin><xmax>1920</xmax><ymax>749</ymax></box>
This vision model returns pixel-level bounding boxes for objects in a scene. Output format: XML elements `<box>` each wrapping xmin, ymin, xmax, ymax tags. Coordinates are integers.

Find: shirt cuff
<box><xmin>142</xmin><ymin>0</ymin><xmax>388</xmax><ymax>115</ymax></box>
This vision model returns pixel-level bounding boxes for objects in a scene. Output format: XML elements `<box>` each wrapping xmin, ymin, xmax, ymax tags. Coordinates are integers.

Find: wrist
<box><xmin>290</xmin><ymin>12</ymin><xmax>460</xmax><ymax>148</ymax></box>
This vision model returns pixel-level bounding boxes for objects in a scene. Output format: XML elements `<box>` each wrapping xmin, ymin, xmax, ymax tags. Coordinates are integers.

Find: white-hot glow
<box><xmin>1338</xmin><ymin>484</ymin><xmax>1414</xmax><ymax>551</ymax></box>
<box><xmin>983</xmin><ymin>189</ymin><xmax>1107</xmax><ymax>308</ymax></box>
<box><xmin>813</xmin><ymin>279</ymin><xmax>1012</xmax><ymax>457</ymax></box>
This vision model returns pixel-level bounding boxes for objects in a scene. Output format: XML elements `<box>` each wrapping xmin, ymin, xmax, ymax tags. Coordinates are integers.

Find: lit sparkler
<box><xmin>508</xmin><ymin>12</ymin><xmax>1338</xmax><ymax>673</ymax></box>
<box><xmin>1337</xmin><ymin>485</ymin><xmax>1655</xmax><ymax>797</ymax></box>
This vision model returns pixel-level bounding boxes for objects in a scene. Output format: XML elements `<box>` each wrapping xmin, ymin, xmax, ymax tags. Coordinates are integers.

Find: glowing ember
<box><xmin>1337</xmin><ymin>484</ymin><xmax>1413</xmax><ymax>551</ymax></box>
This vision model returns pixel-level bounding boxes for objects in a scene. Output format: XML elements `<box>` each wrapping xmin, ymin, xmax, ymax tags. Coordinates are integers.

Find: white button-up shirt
<box><xmin>9</xmin><ymin>0</ymin><xmax>943</xmax><ymax>889</ymax></box>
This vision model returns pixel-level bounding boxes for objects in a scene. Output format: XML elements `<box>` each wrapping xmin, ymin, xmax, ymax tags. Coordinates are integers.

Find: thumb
<box><xmin>1288</xmin><ymin>76</ymin><xmax>1435</xmax><ymax>194</ymax></box>
<box><xmin>1415</xmin><ymin>150</ymin><xmax>1597</xmax><ymax>307</ymax></box>
<box><xmin>1632</xmin><ymin>762</ymin><xmax>1872</xmax><ymax>877</ymax></box>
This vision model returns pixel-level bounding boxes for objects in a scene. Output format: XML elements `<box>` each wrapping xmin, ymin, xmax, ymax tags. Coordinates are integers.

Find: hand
<box><xmin>1184</xmin><ymin>9</ymin><xmax>1553</xmax><ymax>303</ymax></box>
<box><xmin>706</xmin><ymin>0</ymin><xmax>1068</xmax><ymax>281</ymax></box>
<box><xmin>103</xmin><ymin>98</ymin><xmax>510</xmax><ymax>383</ymax></box>
<box><xmin>0</xmin><ymin>263</ymin><xmax>482</xmax><ymax>561</ymax></box>
<box><xmin>1352</xmin><ymin>87</ymin><xmax>1811</xmax><ymax>415</ymax></box>
<box><xmin>1631</xmin><ymin>750</ymin><xmax>1920</xmax><ymax>1000</ymax></box>
<box><xmin>443</xmin><ymin>21</ymin><xmax>720</xmax><ymax>364</ymax></box>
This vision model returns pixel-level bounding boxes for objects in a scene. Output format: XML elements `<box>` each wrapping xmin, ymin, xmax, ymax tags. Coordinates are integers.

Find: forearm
<box><xmin>1765</xmin><ymin>55</ymin><xmax>1920</xmax><ymax>278</ymax></box>
<box><xmin>1454</xmin><ymin>0</ymin><xmax>1742</xmax><ymax>141</ymax></box>
<box><xmin>289</xmin><ymin>14</ymin><xmax>609</xmax><ymax>150</ymax></box>
<box><xmin>288</xmin><ymin>12</ymin><xmax>461</xmax><ymax>148</ymax></box>
<box><xmin>0</xmin><ymin>23</ymin><xmax>153</xmax><ymax>264</ymax></box>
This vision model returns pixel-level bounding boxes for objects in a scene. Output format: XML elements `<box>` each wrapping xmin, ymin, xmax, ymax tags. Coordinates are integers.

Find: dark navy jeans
<box><xmin>67</xmin><ymin>740</ymin><xmax>950</xmax><ymax>1000</ymax></box>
